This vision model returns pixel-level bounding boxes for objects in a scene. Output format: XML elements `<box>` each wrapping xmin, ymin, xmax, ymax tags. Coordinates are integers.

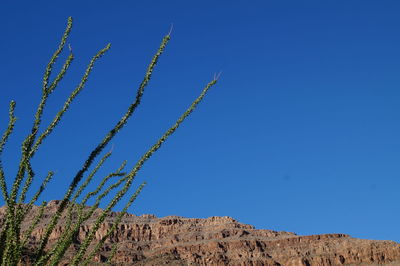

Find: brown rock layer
<box><xmin>1</xmin><ymin>200</ymin><xmax>399</xmax><ymax>265</ymax></box>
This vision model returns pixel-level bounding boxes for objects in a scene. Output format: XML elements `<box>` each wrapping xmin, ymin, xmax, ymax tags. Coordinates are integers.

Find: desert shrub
<box><xmin>0</xmin><ymin>17</ymin><xmax>218</xmax><ymax>265</ymax></box>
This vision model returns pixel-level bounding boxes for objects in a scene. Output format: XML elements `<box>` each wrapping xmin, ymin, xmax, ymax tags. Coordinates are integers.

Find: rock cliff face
<box><xmin>1</xmin><ymin>200</ymin><xmax>400</xmax><ymax>265</ymax></box>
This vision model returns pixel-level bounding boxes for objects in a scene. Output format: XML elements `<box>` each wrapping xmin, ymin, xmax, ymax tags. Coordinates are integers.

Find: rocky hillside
<box><xmin>1</xmin><ymin>200</ymin><xmax>399</xmax><ymax>265</ymax></box>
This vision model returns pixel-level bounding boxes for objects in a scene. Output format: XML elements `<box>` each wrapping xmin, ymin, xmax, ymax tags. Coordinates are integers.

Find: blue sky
<box><xmin>1</xmin><ymin>1</ymin><xmax>400</xmax><ymax>242</ymax></box>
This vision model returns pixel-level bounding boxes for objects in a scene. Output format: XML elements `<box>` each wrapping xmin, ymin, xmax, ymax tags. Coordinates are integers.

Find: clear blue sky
<box><xmin>1</xmin><ymin>1</ymin><xmax>400</xmax><ymax>242</ymax></box>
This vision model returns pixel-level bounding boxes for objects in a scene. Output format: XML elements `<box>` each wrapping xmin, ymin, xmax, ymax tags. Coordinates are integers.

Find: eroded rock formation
<box><xmin>1</xmin><ymin>200</ymin><xmax>399</xmax><ymax>265</ymax></box>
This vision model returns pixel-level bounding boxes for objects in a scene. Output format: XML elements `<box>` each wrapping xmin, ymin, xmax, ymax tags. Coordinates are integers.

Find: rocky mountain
<box><xmin>1</xmin><ymin>200</ymin><xmax>399</xmax><ymax>265</ymax></box>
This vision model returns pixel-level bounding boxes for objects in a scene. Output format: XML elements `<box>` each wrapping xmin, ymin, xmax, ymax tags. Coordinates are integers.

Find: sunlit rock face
<box><xmin>2</xmin><ymin>200</ymin><xmax>400</xmax><ymax>265</ymax></box>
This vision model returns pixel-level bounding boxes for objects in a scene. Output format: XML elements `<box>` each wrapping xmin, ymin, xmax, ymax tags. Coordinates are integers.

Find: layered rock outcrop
<box><xmin>1</xmin><ymin>200</ymin><xmax>399</xmax><ymax>265</ymax></box>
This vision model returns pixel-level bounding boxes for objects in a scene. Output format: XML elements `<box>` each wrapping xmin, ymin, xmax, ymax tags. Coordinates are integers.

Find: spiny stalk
<box><xmin>30</xmin><ymin>43</ymin><xmax>110</xmax><ymax>159</ymax></box>
<box><xmin>35</xmin><ymin>160</ymin><xmax>127</xmax><ymax>265</ymax></box>
<box><xmin>71</xmin><ymin>78</ymin><xmax>217</xmax><ymax>265</ymax></box>
<box><xmin>2</xmin><ymin>20</ymin><xmax>74</xmax><ymax>262</ymax></box>
<box><xmin>82</xmin><ymin>161</ymin><xmax>127</xmax><ymax>205</ymax></box>
<box><xmin>32</xmin><ymin>42</ymin><xmax>112</xmax><ymax>260</ymax></box>
<box><xmin>10</xmin><ymin>16</ymin><xmax>72</xmax><ymax>206</ymax></box>
<box><xmin>42</xmin><ymin>17</ymin><xmax>73</xmax><ymax>93</ymax></box>
<box><xmin>66</xmin><ymin>160</ymin><xmax>126</xmax><ymax>236</ymax></box>
<box><xmin>81</xmin><ymin>182</ymin><xmax>146</xmax><ymax>266</ymax></box>
<box><xmin>70</xmin><ymin>151</ymin><xmax>112</xmax><ymax>207</ymax></box>
<box><xmin>34</xmin><ymin>32</ymin><xmax>171</xmax><ymax>260</ymax></box>
<box><xmin>0</xmin><ymin>101</ymin><xmax>17</xmax><ymax>263</ymax></box>
<box><xmin>18</xmin><ymin>162</ymin><xmax>34</xmax><ymax>205</ymax></box>
<box><xmin>0</xmin><ymin>16</ymin><xmax>217</xmax><ymax>265</ymax></box>
<box><xmin>105</xmin><ymin>242</ymin><xmax>118</xmax><ymax>266</ymax></box>
<box><xmin>21</xmin><ymin>201</ymin><xmax>47</xmax><ymax>247</ymax></box>
<box><xmin>20</xmin><ymin>171</ymin><xmax>54</xmax><ymax>221</ymax></box>
<box><xmin>46</xmin><ymin>47</ymin><xmax>74</xmax><ymax>95</ymax></box>
<box><xmin>0</xmin><ymin>100</ymin><xmax>17</xmax><ymax>201</ymax></box>
<box><xmin>17</xmin><ymin>49</ymin><xmax>74</xmax><ymax>206</ymax></box>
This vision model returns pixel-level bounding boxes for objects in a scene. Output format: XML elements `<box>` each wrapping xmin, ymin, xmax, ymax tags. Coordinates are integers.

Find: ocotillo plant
<box><xmin>0</xmin><ymin>17</ymin><xmax>218</xmax><ymax>266</ymax></box>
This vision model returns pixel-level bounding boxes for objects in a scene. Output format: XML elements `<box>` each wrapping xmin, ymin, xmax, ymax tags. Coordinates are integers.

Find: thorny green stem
<box><xmin>71</xmin><ymin>78</ymin><xmax>217</xmax><ymax>265</ymax></box>
<box><xmin>0</xmin><ymin>16</ymin><xmax>218</xmax><ymax>266</ymax></box>
<box><xmin>0</xmin><ymin>101</ymin><xmax>17</xmax><ymax>201</ymax></box>
<box><xmin>34</xmin><ymin>32</ymin><xmax>171</xmax><ymax>261</ymax></box>
<box><xmin>33</xmin><ymin>42</ymin><xmax>112</xmax><ymax>261</ymax></box>
<box><xmin>82</xmin><ymin>182</ymin><xmax>146</xmax><ymax>266</ymax></box>
<box><xmin>21</xmin><ymin>201</ymin><xmax>47</xmax><ymax>247</ymax></box>
<box><xmin>41</xmin><ymin>163</ymin><xmax>127</xmax><ymax>266</ymax></box>
<box><xmin>2</xmin><ymin>17</ymin><xmax>72</xmax><ymax>266</ymax></box>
